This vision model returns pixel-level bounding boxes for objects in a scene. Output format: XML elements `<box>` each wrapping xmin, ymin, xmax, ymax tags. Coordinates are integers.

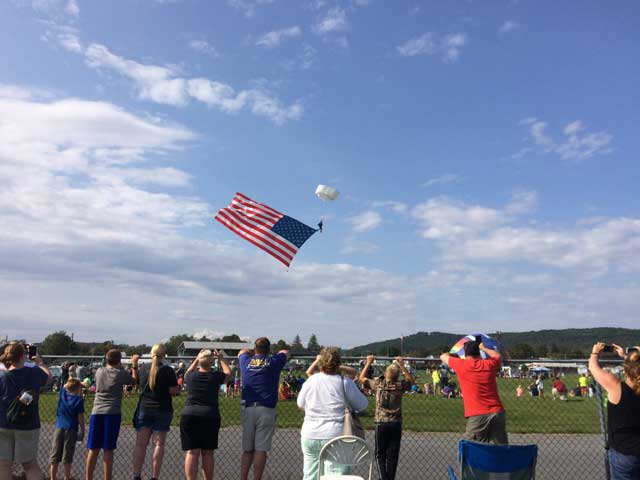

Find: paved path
<box><xmin>26</xmin><ymin>425</ymin><xmax>605</xmax><ymax>479</ymax></box>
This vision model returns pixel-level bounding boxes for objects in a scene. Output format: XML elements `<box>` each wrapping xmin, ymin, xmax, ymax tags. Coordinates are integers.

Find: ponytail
<box><xmin>148</xmin><ymin>344</ymin><xmax>166</xmax><ymax>391</ymax></box>
<box><xmin>624</xmin><ymin>352</ymin><xmax>640</xmax><ymax>397</ymax></box>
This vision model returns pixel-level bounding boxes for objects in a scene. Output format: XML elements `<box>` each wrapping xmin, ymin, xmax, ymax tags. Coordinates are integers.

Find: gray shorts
<box><xmin>0</xmin><ymin>428</ymin><xmax>40</xmax><ymax>464</ymax></box>
<box><xmin>464</xmin><ymin>411</ymin><xmax>508</xmax><ymax>445</ymax></box>
<box><xmin>49</xmin><ymin>428</ymin><xmax>78</xmax><ymax>464</ymax></box>
<box><xmin>241</xmin><ymin>405</ymin><xmax>276</xmax><ymax>452</ymax></box>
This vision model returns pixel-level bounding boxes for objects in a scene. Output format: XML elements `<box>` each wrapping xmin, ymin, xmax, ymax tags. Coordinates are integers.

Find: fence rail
<box><xmin>12</xmin><ymin>356</ymin><xmax>612</xmax><ymax>479</ymax></box>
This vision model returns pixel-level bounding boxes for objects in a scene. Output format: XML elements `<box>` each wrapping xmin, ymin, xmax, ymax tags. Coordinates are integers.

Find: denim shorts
<box><xmin>136</xmin><ymin>410</ymin><xmax>173</xmax><ymax>432</ymax></box>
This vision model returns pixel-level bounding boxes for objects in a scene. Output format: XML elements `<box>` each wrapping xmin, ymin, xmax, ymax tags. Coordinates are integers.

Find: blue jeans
<box><xmin>301</xmin><ymin>438</ymin><xmax>350</xmax><ymax>480</ymax></box>
<box><xmin>610</xmin><ymin>449</ymin><xmax>640</xmax><ymax>480</ymax></box>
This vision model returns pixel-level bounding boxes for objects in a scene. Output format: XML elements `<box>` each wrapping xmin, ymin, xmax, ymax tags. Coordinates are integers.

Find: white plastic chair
<box><xmin>318</xmin><ymin>435</ymin><xmax>373</xmax><ymax>480</ymax></box>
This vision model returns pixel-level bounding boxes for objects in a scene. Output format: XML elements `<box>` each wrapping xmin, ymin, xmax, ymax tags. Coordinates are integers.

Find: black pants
<box><xmin>375</xmin><ymin>422</ymin><xmax>402</xmax><ymax>480</ymax></box>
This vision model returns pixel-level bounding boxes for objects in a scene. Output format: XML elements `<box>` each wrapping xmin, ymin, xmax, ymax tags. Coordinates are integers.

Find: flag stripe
<box><xmin>230</xmin><ymin>200</ymin><xmax>281</xmax><ymax>225</ymax></box>
<box><xmin>215</xmin><ymin>210</ymin><xmax>295</xmax><ymax>263</ymax></box>
<box><xmin>220</xmin><ymin>207</ymin><xmax>298</xmax><ymax>255</ymax></box>
<box><xmin>215</xmin><ymin>216</ymin><xmax>291</xmax><ymax>267</ymax></box>
<box><xmin>234</xmin><ymin>192</ymin><xmax>284</xmax><ymax>217</ymax></box>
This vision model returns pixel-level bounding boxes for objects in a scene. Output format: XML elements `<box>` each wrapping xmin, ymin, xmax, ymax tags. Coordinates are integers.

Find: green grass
<box><xmin>38</xmin><ymin>375</ymin><xmax>603</xmax><ymax>434</ymax></box>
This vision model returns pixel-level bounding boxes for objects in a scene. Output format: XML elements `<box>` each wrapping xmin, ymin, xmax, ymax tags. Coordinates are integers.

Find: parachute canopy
<box><xmin>315</xmin><ymin>185</ymin><xmax>340</xmax><ymax>201</ymax></box>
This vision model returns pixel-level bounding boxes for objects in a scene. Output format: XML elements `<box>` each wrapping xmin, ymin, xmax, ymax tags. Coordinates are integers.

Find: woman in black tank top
<box><xmin>589</xmin><ymin>342</ymin><xmax>640</xmax><ymax>480</ymax></box>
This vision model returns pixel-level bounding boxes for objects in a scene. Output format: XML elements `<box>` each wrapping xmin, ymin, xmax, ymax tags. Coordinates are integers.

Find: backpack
<box><xmin>4</xmin><ymin>371</ymin><xmax>38</xmax><ymax>427</ymax></box>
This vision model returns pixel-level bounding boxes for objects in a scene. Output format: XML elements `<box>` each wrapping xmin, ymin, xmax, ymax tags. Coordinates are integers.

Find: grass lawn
<box><xmin>38</xmin><ymin>374</ymin><xmax>603</xmax><ymax>434</ymax></box>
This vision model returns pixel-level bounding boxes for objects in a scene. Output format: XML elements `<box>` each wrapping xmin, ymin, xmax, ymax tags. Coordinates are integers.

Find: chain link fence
<box><xmin>12</xmin><ymin>356</ymin><xmax>614</xmax><ymax>479</ymax></box>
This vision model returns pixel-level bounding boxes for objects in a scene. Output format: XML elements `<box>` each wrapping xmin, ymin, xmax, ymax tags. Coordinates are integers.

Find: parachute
<box><xmin>315</xmin><ymin>185</ymin><xmax>340</xmax><ymax>201</ymax></box>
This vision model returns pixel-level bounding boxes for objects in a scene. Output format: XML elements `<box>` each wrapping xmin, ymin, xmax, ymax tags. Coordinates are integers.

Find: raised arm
<box><xmin>395</xmin><ymin>357</ymin><xmax>415</xmax><ymax>385</ymax></box>
<box><xmin>589</xmin><ymin>342</ymin><xmax>622</xmax><ymax>403</ymax></box>
<box><xmin>440</xmin><ymin>353</ymin><xmax>451</xmax><ymax>367</ymax></box>
<box><xmin>479</xmin><ymin>343</ymin><xmax>501</xmax><ymax>360</ymax></box>
<box><xmin>280</xmin><ymin>349</ymin><xmax>292</xmax><ymax>361</ymax></box>
<box><xmin>216</xmin><ymin>350</ymin><xmax>232</xmax><ymax>383</ymax></box>
<box><xmin>339</xmin><ymin>365</ymin><xmax>358</xmax><ymax>379</ymax></box>
<box><xmin>306</xmin><ymin>355</ymin><xmax>322</xmax><ymax>377</ymax></box>
<box><xmin>358</xmin><ymin>355</ymin><xmax>375</xmax><ymax>385</ymax></box>
<box><xmin>33</xmin><ymin>356</ymin><xmax>52</xmax><ymax>385</ymax></box>
<box><xmin>130</xmin><ymin>354</ymin><xmax>140</xmax><ymax>385</ymax></box>
<box><xmin>186</xmin><ymin>354</ymin><xmax>199</xmax><ymax>376</ymax></box>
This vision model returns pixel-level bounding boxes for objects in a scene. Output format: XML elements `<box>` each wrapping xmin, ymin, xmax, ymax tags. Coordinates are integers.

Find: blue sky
<box><xmin>1</xmin><ymin>0</ymin><xmax>639</xmax><ymax>347</ymax></box>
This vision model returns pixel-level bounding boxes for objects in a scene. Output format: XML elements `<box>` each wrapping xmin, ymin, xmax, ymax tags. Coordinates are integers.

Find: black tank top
<box><xmin>608</xmin><ymin>382</ymin><xmax>640</xmax><ymax>455</ymax></box>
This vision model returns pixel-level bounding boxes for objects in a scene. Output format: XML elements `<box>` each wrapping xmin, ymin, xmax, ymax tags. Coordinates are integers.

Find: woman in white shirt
<box><xmin>297</xmin><ymin>347</ymin><xmax>368</xmax><ymax>480</ymax></box>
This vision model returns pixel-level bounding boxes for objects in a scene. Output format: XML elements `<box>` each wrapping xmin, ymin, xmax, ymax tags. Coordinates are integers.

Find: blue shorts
<box><xmin>87</xmin><ymin>414</ymin><xmax>121</xmax><ymax>450</ymax></box>
<box><xmin>136</xmin><ymin>410</ymin><xmax>173</xmax><ymax>432</ymax></box>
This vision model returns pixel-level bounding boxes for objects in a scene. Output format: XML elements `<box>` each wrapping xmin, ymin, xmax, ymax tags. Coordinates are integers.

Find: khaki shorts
<box><xmin>241</xmin><ymin>405</ymin><xmax>276</xmax><ymax>452</ymax></box>
<box><xmin>464</xmin><ymin>412</ymin><xmax>508</xmax><ymax>445</ymax></box>
<box><xmin>0</xmin><ymin>428</ymin><xmax>40</xmax><ymax>464</ymax></box>
<box><xmin>49</xmin><ymin>428</ymin><xmax>78</xmax><ymax>464</ymax></box>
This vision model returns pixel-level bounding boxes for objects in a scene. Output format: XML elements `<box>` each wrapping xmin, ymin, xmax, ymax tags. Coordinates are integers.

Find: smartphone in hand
<box><xmin>602</xmin><ymin>345</ymin><xmax>615</xmax><ymax>353</ymax></box>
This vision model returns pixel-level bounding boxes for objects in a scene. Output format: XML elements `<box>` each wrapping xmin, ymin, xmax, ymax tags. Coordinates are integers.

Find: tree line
<box><xmin>35</xmin><ymin>331</ymin><xmax>323</xmax><ymax>357</ymax></box>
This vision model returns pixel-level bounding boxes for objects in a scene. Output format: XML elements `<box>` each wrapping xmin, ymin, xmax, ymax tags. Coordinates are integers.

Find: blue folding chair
<box><xmin>448</xmin><ymin>440</ymin><xmax>538</xmax><ymax>479</ymax></box>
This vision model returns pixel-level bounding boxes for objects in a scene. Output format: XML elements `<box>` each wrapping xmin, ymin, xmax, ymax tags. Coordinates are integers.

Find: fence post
<box><xmin>596</xmin><ymin>383</ymin><xmax>611</xmax><ymax>480</ymax></box>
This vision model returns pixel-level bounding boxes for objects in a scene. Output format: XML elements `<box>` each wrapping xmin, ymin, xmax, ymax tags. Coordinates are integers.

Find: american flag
<box><xmin>214</xmin><ymin>192</ymin><xmax>318</xmax><ymax>267</ymax></box>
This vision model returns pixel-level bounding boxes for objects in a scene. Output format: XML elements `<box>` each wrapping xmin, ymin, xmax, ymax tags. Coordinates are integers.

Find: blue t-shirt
<box><xmin>55</xmin><ymin>387</ymin><xmax>85</xmax><ymax>431</ymax></box>
<box><xmin>239</xmin><ymin>353</ymin><xmax>287</xmax><ymax>409</ymax></box>
<box><xmin>0</xmin><ymin>366</ymin><xmax>49</xmax><ymax>430</ymax></box>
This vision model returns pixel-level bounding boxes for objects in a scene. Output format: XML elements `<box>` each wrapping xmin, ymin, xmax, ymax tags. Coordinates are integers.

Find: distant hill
<box><xmin>347</xmin><ymin>327</ymin><xmax>640</xmax><ymax>358</ymax></box>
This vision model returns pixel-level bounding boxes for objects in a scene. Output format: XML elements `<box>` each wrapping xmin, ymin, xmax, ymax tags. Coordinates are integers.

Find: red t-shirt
<box><xmin>448</xmin><ymin>356</ymin><xmax>504</xmax><ymax>418</ymax></box>
<box><xmin>552</xmin><ymin>379</ymin><xmax>567</xmax><ymax>393</ymax></box>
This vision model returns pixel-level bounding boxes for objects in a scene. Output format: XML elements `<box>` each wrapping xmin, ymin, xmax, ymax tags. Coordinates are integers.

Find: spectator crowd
<box><xmin>0</xmin><ymin>336</ymin><xmax>639</xmax><ymax>480</ymax></box>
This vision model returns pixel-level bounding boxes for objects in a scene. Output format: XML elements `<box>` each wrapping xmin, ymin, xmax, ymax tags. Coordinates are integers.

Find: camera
<box><xmin>26</xmin><ymin>344</ymin><xmax>37</xmax><ymax>359</ymax></box>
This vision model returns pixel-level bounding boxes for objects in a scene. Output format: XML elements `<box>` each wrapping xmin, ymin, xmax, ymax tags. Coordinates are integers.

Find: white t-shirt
<box><xmin>297</xmin><ymin>373</ymin><xmax>368</xmax><ymax>440</ymax></box>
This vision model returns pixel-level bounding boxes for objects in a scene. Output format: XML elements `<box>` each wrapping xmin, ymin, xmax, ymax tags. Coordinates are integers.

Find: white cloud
<box><xmin>372</xmin><ymin>201</ymin><xmax>408</xmax><ymax>214</ymax></box>
<box><xmin>256</xmin><ymin>26</ymin><xmax>302</xmax><ymax>48</ymax></box>
<box><xmin>0</xmin><ymin>86</ymin><xmax>418</xmax><ymax>346</ymax></box>
<box><xmin>499</xmin><ymin>20</ymin><xmax>520</xmax><ymax>34</ymax></box>
<box><xmin>313</xmin><ymin>7</ymin><xmax>348</xmax><ymax>35</ymax></box>
<box><xmin>518</xmin><ymin>118</ymin><xmax>613</xmax><ymax>161</ymax></box>
<box><xmin>422</xmin><ymin>173</ymin><xmax>463</xmax><ymax>188</ymax></box>
<box><xmin>226</xmin><ymin>0</ymin><xmax>274</xmax><ymax>18</ymax></box>
<box><xmin>347</xmin><ymin>211</ymin><xmax>383</xmax><ymax>233</ymax></box>
<box><xmin>58</xmin><ymin>35</ymin><xmax>302</xmax><ymax>125</ymax></box>
<box><xmin>15</xmin><ymin>0</ymin><xmax>79</xmax><ymax>17</ymax></box>
<box><xmin>412</xmin><ymin>193</ymin><xmax>640</xmax><ymax>273</ymax></box>
<box><xmin>397</xmin><ymin>32</ymin><xmax>468</xmax><ymax>63</ymax></box>
<box><xmin>188</xmin><ymin>40</ymin><xmax>219</xmax><ymax>57</ymax></box>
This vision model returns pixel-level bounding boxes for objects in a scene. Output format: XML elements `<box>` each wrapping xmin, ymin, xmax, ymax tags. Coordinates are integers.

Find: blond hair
<box><xmin>385</xmin><ymin>364</ymin><xmax>400</xmax><ymax>382</ymax></box>
<box><xmin>319</xmin><ymin>347</ymin><xmax>341</xmax><ymax>375</ymax></box>
<box><xmin>624</xmin><ymin>351</ymin><xmax>640</xmax><ymax>397</ymax></box>
<box><xmin>64</xmin><ymin>378</ymin><xmax>83</xmax><ymax>394</ymax></box>
<box><xmin>198</xmin><ymin>349</ymin><xmax>214</xmax><ymax>370</ymax></box>
<box><xmin>149</xmin><ymin>344</ymin><xmax>166</xmax><ymax>391</ymax></box>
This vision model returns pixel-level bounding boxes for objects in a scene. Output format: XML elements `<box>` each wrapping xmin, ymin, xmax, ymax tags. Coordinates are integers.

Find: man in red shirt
<box><xmin>440</xmin><ymin>341</ymin><xmax>507</xmax><ymax>444</ymax></box>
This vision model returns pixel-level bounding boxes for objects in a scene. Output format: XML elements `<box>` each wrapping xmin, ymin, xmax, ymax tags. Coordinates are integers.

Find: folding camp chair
<box><xmin>318</xmin><ymin>435</ymin><xmax>373</xmax><ymax>480</ymax></box>
<box><xmin>447</xmin><ymin>440</ymin><xmax>538</xmax><ymax>479</ymax></box>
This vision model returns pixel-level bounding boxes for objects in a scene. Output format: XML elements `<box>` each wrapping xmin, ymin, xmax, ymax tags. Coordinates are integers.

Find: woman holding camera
<box><xmin>0</xmin><ymin>342</ymin><xmax>52</xmax><ymax>480</ymax></box>
<box><xmin>589</xmin><ymin>343</ymin><xmax>640</xmax><ymax>479</ymax></box>
<box><xmin>180</xmin><ymin>349</ymin><xmax>231</xmax><ymax>480</ymax></box>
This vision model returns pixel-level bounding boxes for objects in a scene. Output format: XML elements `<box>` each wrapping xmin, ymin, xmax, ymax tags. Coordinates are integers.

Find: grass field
<box><xmin>38</xmin><ymin>374</ymin><xmax>603</xmax><ymax>434</ymax></box>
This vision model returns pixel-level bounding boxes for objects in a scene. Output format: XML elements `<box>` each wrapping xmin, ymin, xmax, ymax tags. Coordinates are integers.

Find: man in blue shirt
<box><xmin>238</xmin><ymin>337</ymin><xmax>290</xmax><ymax>480</ymax></box>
